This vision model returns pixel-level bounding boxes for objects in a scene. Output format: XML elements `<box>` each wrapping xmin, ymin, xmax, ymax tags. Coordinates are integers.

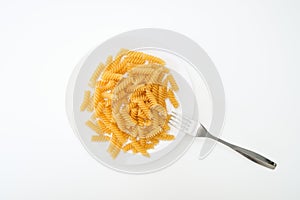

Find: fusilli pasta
<box><xmin>80</xmin><ymin>49</ymin><xmax>180</xmax><ymax>159</ymax></box>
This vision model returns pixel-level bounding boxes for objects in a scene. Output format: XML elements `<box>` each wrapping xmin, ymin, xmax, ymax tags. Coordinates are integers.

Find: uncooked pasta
<box><xmin>80</xmin><ymin>49</ymin><xmax>180</xmax><ymax>159</ymax></box>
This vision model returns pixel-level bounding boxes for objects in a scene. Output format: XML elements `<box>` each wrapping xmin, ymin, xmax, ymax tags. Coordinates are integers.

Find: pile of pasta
<box><xmin>80</xmin><ymin>49</ymin><xmax>179</xmax><ymax>158</ymax></box>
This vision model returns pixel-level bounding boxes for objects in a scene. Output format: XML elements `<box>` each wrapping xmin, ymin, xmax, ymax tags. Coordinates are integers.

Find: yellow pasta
<box><xmin>90</xmin><ymin>112</ymin><xmax>96</xmax><ymax>121</ymax></box>
<box><xmin>119</xmin><ymin>108</ymin><xmax>137</xmax><ymax>126</ymax></box>
<box><xmin>101</xmin><ymin>92</ymin><xmax>114</xmax><ymax>99</ymax></box>
<box><xmin>144</xmin><ymin>54</ymin><xmax>165</xmax><ymax>65</ymax></box>
<box><xmin>131</xmin><ymin>141</ymin><xmax>149</xmax><ymax>157</ymax></box>
<box><xmin>96</xmin><ymin>80</ymin><xmax>116</xmax><ymax>92</ymax></box>
<box><xmin>126</xmin><ymin>51</ymin><xmax>144</xmax><ymax>59</ymax></box>
<box><xmin>167</xmin><ymin>90</ymin><xmax>179</xmax><ymax>108</ymax></box>
<box><xmin>85</xmin><ymin>120</ymin><xmax>103</xmax><ymax>135</ymax></box>
<box><xmin>158</xmin><ymin>85</ymin><xmax>167</xmax><ymax>107</ymax></box>
<box><xmin>162</xmin><ymin>77</ymin><xmax>169</xmax><ymax>86</ymax></box>
<box><xmin>140</xmin><ymin>138</ymin><xmax>146</xmax><ymax>146</ymax></box>
<box><xmin>80</xmin><ymin>49</ymin><xmax>180</xmax><ymax>159</ymax></box>
<box><xmin>106</xmin><ymin>55</ymin><xmax>113</xmax><ymax>65</ymax></box>
<box><xmin>91</xmin><ymin>135</ymin><xmax>110</xmax><ymax>142</ymax></box>
<box><xmin>97</xmin><ymin>120</ymin><xmax>111</xmax><ymax>133</ymax></box>
<box><xmin>116</xmin><ymin>48</ymin><xmax>129</xmax><ymax>57</ymax></box>
<box><xmin>167</xmin><ymin>74</ymin><xmax>179</xmax><ymax>91</ymax></box>
<box><xmin>113</xmin><ymin>77</ymin><xmax>133</xmax><ymax>94</ymax></box>
<box><xmin>123</xmin><ymin>143</ymin><xmax>133</xmax><ymax>152</ymax></box>
<box><xmin>137</xmin><ymin>100</ymin><xmax>152</xmax><ymax>118</ymax></box>
<box><xmin>80</xmin><ymin>90</ymin><xmax>91</xmax><ymax>111</ymax></box>
<box><xmin>129</xmin><ymin>66</ymin><xmax>155</xmax><ymax>75</ymax></box>
<box><xmin>86</xmin><ymin>94</ymin><xmax>94</xmax><ymax>112</ymax></box>
<box><xmin>146</xmin><ymin>90</ymin><xmax>158</xmax><ymax>106</ymax></box>
<box><xmin>126</xmin><ymin>56</ymin><xmax>146</xmax><ymax>65</ymax></box>
<box><xmin>155</xmin><ymin>133</ymin><xmax>175</xmax><ymax>141</ymax></box>
<box><xmin>107</xmin><ymin>142</ymin><xmax>121</xmax><ymax>159</ymax></box>
<box><xmin>102</xmin><ymin>72</ymin><xmax>122</xmax><ymax>81</ymax></box>
<box><xmin>88</xmin><ymin>63</ymin><xmax>105</xmax><ymax>88</ymax></box>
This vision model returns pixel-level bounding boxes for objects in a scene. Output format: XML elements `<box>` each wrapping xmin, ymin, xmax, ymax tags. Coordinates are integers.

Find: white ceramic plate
<box><xmin>66</xmin><ymin>28</ymin><xmax>225</xmax><ymax>174</ymax></box>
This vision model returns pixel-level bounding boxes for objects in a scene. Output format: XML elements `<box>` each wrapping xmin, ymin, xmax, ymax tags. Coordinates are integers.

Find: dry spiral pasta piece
<box><xmin>137</xmin><ymin>115</ymin><xmax>145</xmax><ymax>126</ymax></box>
<box><xmin>119</xmin><ymin>107</ymin><xmax>137</xmax><ymax>126</ymax></box>
<box><xmin>144</xmin><ymin>54</ymin><xmax>166</xmax><ymax>65</ymax></box>
<box><xmin>91</xmin><ymin>135</ymin><xmax>110</xmax><ymax>142</ymax></box>
<box><xmin>130</xmin><ymin>90</ymin><xmax>145</xmax><ymax>99</ymax></box>
<box><xmin>106</xmin><ymin>55</ymin><xmax>113</xmax><ymax>65</ymax></box>
<box><xmin>113</xmin><ymin>77</ymin><xmax>133</xmax><ymax>95</ymax></box>
<box><xmin>105</xmin><ymin>56</ymin><xmax>122</xmax><ymax>72</ymax></box>
<box><xmin>105</xmin><ymin>98</ymin><xmax>112</xmax><ymax>107</ymax></box>
<box><xmin>90</xmin><ymin>112</ymin><xmax>96</xmax><ymax>121</ymax></box>
<box><xmin>95</xmin><ymin>102</ymin><xmax>105</xmax><ymax>116</ymax></box>
<box><xmin>107</xmin><ymin>142</ymin><xmax>121</xmax><ymax>159</ymax></box>
<box><xmin>126</xmin><ymin>51</ymin><xmax>145</xmax><ymax>59</ymax></box>
<box><xmin>167</xmin><ymin>90</ymin><xmax>179</xmax><ymax>108</ymax></box>
<box><xmin>97</xmin><ymin>110</ymin><xmax>111</xmax><ymax>126</ymax></box>
<box><xmin>113</xmin><ymin>113</ymin><xmax>125</xmax><ymax>127</ymax></box>
<box><xmin>107</xmin><ymin>123</ymin><xmax>127</xmax><ymax>144</ymax></box>
<box><xmin>146</xmin><ymin>126</ymin><xmax>162</xmax><ymax>139</ymax></box>
<box><xmin>103</xmin><ymin>107</ymin><xmax>113</xmax><ymax>122</ymax></box>
<box><xmin>101</xmin><ymin>92</ymin><xmax>114</xmax><ymax>99</ymax></box>
<box><xmin>89</xmin><ymin>63</ymin><xmax>105</xmax><ymax>88</ymax></box>
<box><xmin>86</xmin><ymin>120</ymin><xmax>103</xmax><ymax>134</ymax></box>
<box><xmin>80</xmin><ymin>90</ymin><xmax>91</xmax><ymax>111</ymax></box>
<box><xmin>137</xmin><ymin>100</ymin><xmax>152</xmax><ymax>119</ymax></box>
<box><xmin>93</xmin><ymin>87</ymin><xmax>103</xmax><ymax>108</ymax></box>
<box><xmin>115</xmin><ymin>60</ymin><xmax>129</xmax><ymax>74</ymax></box>
<box><xmin>122</xmin><ymin>143</ymin><xmax>133</xmax><ymax>152</ymax></box>
<box><xmin>155</xmin><ymin>133</ymin><xmax>175</xmax><ymax>141</ymax></box>
<box><xmin>102</xmin><ymin>72</ymin><xmax>122</xmax><ymax>81</ymax></box>
<box><xmin>162</xmin><ymin>77</ymin><xmax>169</xmax><ymax>86</ymax></box>
<box><xmin>157</xmin><ymin>73</ymin><xmax>165</xmax><ymax>83</ymax></box>
<box><xmin>150</xmin><ymin>84</ymin><xmax>160</xmax><ymax>101</ymax></box>
<box><xmin>158</xmin><ymin>86</ymin><xmax>167</xmax><ymax>107</ymax></box>
<box><xmin>134</xmin><ymin>84</ymin><xmax>149</xmax><ymax>92</ymax></box>
<box><xmin>135</xmin><ymin>94</ymin><xmax>148</xmax><ymax>102</ymax></box>
<box><xmin>152</xmin><ymin>109</ymin><xmax>159</xmax><ymax>126</ymax></box>
<box><xmin>87</xmin><ymin>94</ymin><xmax>94</xmax><ymax>112</ymax></box>
<box><xmin>144</xmin><ymin>143</ymin><xmax>155</xmax><ymax>149</ymax></box>
<box><xmin>128</xmin><ymin>66</ymin><xmax>155</xmax><ymax>75</ymax></box>
<box><xmin>131</xmin><ymin>141</ymin><xmax>149</xmax><ymax>157</ymax></box>
<box><xmin>145</xmin><ymin>67</ymin><xmax>165</xmax><ymax>83</ymax></box>
<box><xmin>129</xmin><ymin>101</ymin><xmax>137</xmax><ymax>109</ymax></box>
<box><xmin>126</xmin><ymin>56</ymin><xmax>146</xmax><ymax>65</ymax></box>
<box><xmin>129</xmin><ymin>135</ymin><xmax>137</xmax><ymax>141</ymax></box>
<box><xmin>140</xmin><ymin>138</ymin><xmax>146</xmax><ymax>146</ymax></box>
<box><xmin>151</xmin><ymin>104</ymin><xmax>166</xmax><ymax>116</ymax></box>
<box><xmin>97</xmin><ymin>120</ymin><xmax>111</xmax><ymax>133</ymax></box>
<box><xmin>131</xmin><ymin>146</ymin><xmax>138</xmax><ymax>154</ymax></box>
<box><xmin>109</xmin><ymin>134</ymin><xmax>121</xmax><ymax>148</ymax></box>
<box><xmin>116</xmin><ymin>48</ymin><xmax>129</xmax><ymax>57</ymax></box>
<box><xmin>125</xmin><ymin>84</ymin><xmax>137</xmax><ymax>93</ymax></box>
<box><xmin>96</xmin><ymin>80</ymin><xmax>109</xmax><ymax>86</ymax></box>
<box><xmin>144</xmin><ymin>138</ymin><xmax>160</xmax><ymax>149</ymax></box>
<box><xmin>152</xmin><ymin>138</ymin><xmax>160</xmax><ymax>145</ymax></box>
<box><xmin>96</xmin><ymin>80</ymin><xmax>116</xmax><ymax>92</ymax></box>
<box><xmin>132</xmin><ymin>75</ymin><xmax>147</xmax><ymax>85</ymax></box>
<box><xmin>166</xmin><ymin>74</ymin><xmax>179</xmax><ymax>91</ymax></box>
<box><xmin>146</xmin><ymin>90</ymin><xmax>158</xmax><ymax>106</ymax></box>
<box><xmin>130</xmin><ymin>107</ymin><xmax>138</xmax><ymax>121</ymax></box>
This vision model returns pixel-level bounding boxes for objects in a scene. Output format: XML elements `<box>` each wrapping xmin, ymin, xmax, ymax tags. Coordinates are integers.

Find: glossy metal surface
<box><xmin>170</xmin><ymin>112</ymin><xmax>277</xmax><ymax>170</ymax></box>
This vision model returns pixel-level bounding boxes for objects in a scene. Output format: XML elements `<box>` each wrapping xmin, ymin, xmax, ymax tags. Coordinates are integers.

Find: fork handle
<box><xmin>205</xmin><ymin>133</ymin><xmax>277</xmax><ymax>170</ymax></box>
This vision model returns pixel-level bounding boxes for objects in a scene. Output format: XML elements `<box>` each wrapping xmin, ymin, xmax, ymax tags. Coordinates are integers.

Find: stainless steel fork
<box><xmin>169</xmin><ymin>111</ymin><xmax>277</xmax><ymax>170</ymax></box>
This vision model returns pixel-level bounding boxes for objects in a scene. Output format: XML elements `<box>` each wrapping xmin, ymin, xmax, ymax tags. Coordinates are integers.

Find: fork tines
<box><xmin>169</xmin><ymin>111</ymin><xmax>193</xmax><ymax>130</ymax></box>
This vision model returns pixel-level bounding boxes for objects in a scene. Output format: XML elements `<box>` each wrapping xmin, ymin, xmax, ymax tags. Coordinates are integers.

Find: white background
<box><xmin>1</xmin><ymin>0</ymin><xmax>299</xmax><ymax>199</ymax></box>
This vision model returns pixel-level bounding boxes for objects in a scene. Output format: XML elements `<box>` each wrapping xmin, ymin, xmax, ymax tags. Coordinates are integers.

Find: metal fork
<box><xmin>169</xmin><ymin>111</ymin><xmax>277</xmax><ymax>170</ymax></box>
